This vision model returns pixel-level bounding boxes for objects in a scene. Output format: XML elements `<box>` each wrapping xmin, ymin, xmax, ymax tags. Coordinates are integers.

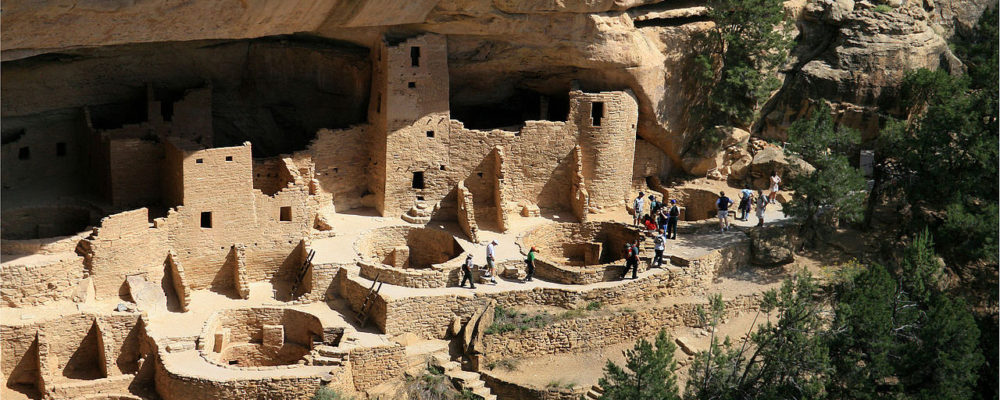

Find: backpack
<box><xmin>669</xmin><ymin>205</ymin><xmax>679</xmax><ymax>217</ymax></box>
<box><xmin>654</xmin><ymin>235</ymin><xmax>664</xmax><ymax>247</ymax></box>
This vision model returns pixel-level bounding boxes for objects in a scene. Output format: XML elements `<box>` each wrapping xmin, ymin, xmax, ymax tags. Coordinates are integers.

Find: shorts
<box><xmin>717</xmin><ymin>210</ymin><xmax>728</xmax><ymax>219</ymax></box>
<box><xmin>756</xmin><ymin>208</ymin><xmax>765</xmax><ymax>218</ymax></box>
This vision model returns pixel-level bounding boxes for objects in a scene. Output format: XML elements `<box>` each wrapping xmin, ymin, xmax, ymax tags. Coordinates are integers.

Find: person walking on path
<box><xmin>768</xmin><ymin>171</ymin><xmax>781</xmax><ymax>202</ymax></box>
<box><xmin>620</xmin><ymin>240</ymin><xmax>640</xmax><ymax>279</ymax></box>
<box><xmin>460</xmin><ymin>254</ymin><xmax>476</xmax><ymax>289</ymax></box>
<box><xmin>716</xmin><ymin>191</ymin><xmax>732</xmax><ymax>232</ymax></box>
<box><xmin>524</xmin><ymin>247</ymin><xmax>537</xmax><ymax>282</ymax></box>
<box><xmin>652</xmin><ymin>229</ymin><xmax>667</xmax><ymax>268</ymax></box>
<box><xmin>738</xmin><ymin>185</ymin><xmax>753</xmax><ymax>221</ymax></box>
<box><xmin>485</xmin><ymin>239</ymin><xmax>498</xmax><ymax>284</ymax></box>
<box><xmin>632</xmin><ymin>192</ymin><xmax>645</xmax><ymax>226</ymax></box>
<box><xmin>755</xmin><ymin>189</ymin><xmax>770</xmax><ymax>227</ymax></box>
<box><xmin>666</xmin><ymin>199</ymin><xmax>679</xmax><ymax>239</ymax></box>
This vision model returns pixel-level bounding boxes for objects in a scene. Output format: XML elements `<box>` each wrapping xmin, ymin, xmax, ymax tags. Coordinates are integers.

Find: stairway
<box><xmin>584</xmin><ymin>384</ymin><xmax>604</xmax><ymax>399</ymax></box>
<box><xmin>309</xmin><ymin>344</ymin><xmax>349</xmax><ymax>366</ymax></box>
<box><xmin>401</xmin><ymin>201</ymin><xmax>435</xmax><ymax>224</ymax></box>
<box><xmin>430</xmin><ymin>355</ymin><xmax>497</xmax><ymax>400</ymax></box>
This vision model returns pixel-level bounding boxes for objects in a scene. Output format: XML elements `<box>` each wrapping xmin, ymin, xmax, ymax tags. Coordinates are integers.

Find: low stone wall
<box><xmin>0</xmin><ymin>231</ymin><xmax>89</xmax><ymax>255</ymax></box>
<box><xmin>517</xmin><ymin>221</ymin><xmax>642</xmax><ymax>263</ymax></box>
<box><xmin>153</xmin><ymin>358</ymin><xmax>329</xmax><ymax>400</ymax></box>
<box><xmin>1</xmin><ymin>253</ymin><xmax>84</xmax><ymax>307</ymax></box>
<box><xmin>481</xmin><ymin>371</ymin><xmax>586</xmax><ymax>400</ymax></box>
<box><xmin>358</xmin><ymin>260</ymin><xmax>456</xmax><ymax>289</ymax></box>
<box><xmin>197</xmin><ymin>307</ymin><xmax>325</xmax><ymax>370</ymax></box>
<box><xmin>481</xmin><ymin>294</ymin><xmax>760</xmax><ymax>360</ymax></box>
<box><xmin>348</xmin><ymin>343</ymin><xmax>406</xmax><ymax>391</ymax></box>
<box><xmin>532</xmin><ymin>257</ymin><xmax>645</xmax><ymax>285</ymax></box>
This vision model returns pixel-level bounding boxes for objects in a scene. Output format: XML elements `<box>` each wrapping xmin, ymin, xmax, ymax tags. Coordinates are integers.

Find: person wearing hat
<box><xmin>486</xmin><ymin>239</ymin><xmax>498</xmax><ymax>284</ymax></box>
<box><xmin>460</xmin><ymin>254</ymin><xmax>476</xmax><ymax>289</ymax></box>
<box><xmin>666</xmin><ymin>199</ymin><xmax>680</xmax><ymax>239</ymax></box>
<box><xmin>525</xmin><ymin>246</ymin><xmax>538</xmax><ymax>282</ymax></box>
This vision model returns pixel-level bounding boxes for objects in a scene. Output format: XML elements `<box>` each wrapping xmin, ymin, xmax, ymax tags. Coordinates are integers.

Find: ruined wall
<box><xmin>347</xmin><ymin>344</ymin><xmax>406</xmax><ymax>391</ymax></box>
<box><xmin>481</xmin><ymin>372</ymin><xmax>586</xmax><ymax>400</ymax></box>
<box><xmin>354</xmin><ymin>226</ymin><xmax>463</xmax><ymax>269</ymax></box>
<box><xmin>106</xmin><ymin>137</ymin><xmax>164</xmax><ymax>208</ymax></box>
<box><xmin>307</xmin><ymin>126</ymin><xmax>370</xmax><ymax>211</ymax></box>
<box><xmin>1</xmin><ymin>254</ymin><xmax>84</xmax><ymax>307</ymax></box>
<box><xmin>81</xmin><ymin>208</ymin><xmax>169</xmax><ymax>299</ymax></box>
<box><xmin>0</xmin><ymin>109</ymin><xmax>88</xmax><ymax>192</ymax></box>
<box><xmin>1</xmin><ymin>313</ymin><xmax>143</xmax><ymax>382</ymax></box>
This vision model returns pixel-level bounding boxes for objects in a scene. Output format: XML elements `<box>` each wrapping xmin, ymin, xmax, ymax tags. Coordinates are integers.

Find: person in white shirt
<box><xmin>755</xmin><ymin>189</ymin><xmax>770</xmax><ymax>227</ymax></box>
<box><xmin>633</xmin><ymin>192</ymin><xmax>645</xmax><ymax>226</ymax></box>
<box><xmin>485</xmin><ymin>240</ymin><xmax>498</xmax><ymax>284</ymax></box>
<box><xmin>652</xmin><ymin>229</ymin><xmax>667</xmax><ymax>268</ymax></box>
<box><xmin>768</xmin><ymin>171</ymin><xmax>781</xmax><ymax>202</ymax></box>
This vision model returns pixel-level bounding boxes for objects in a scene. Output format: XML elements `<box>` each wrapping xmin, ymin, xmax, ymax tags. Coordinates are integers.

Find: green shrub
<box><xmin>585</xmin><ymin>301</ymin><xmax>602</xmax><ymax>311</ymax></box>
<box><xmin>873</xmin><ymin>4</ymin><xmax>893</xmax><ymax>13</ymax></box>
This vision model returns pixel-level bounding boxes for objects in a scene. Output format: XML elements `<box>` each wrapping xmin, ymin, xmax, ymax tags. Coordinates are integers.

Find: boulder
<box><xmin>469</xmin><ymin>300</ymin><xmax>496</xmax><ymax>355</ymax></box>
<box><xmin>681</xmin><ymin>126</ymin><xmax>751</xmax><ymax>177</ymax></box>
<box><xmin>749</xmin><ymin>223</ymin><xmax>802</xmax><ymax>266</ymax></box>
<box><xmin>749</xmin><ymin>146</ymin><xmax>815</xmax><ymax>189</ymax></box>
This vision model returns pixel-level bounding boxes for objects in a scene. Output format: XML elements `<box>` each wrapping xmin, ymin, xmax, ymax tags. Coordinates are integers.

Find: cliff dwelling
<box><xmin>2</xmin><ymin>1</ymin><xmax>995</xmax><ymax>400</ymax></box>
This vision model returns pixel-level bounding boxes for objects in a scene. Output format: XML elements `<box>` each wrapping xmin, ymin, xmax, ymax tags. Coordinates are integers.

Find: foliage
<box><xmin>545</xmin><ymin>379</ymin><xmax>577</xmax><ymax>389</ymax></box>
<box><xmin>828</xmin><ymin>233</ymin><xmax>984</xmax><ymax>399</ymax></box>
<box><xmin>405</xmin><ymin>366</ymin><xmax>471</xmax><ymax>400</ymax></box>
<box><xmin>685</xmin><ymin>271</ymin><xmax>830</xmax><ymax>399</ymax></box>
<box><xmin>692</xmin><ymin>0</ymin><xmax>792</xmax><ymax>129</ymax></box>
<box><xmin>312</xmin><ymin>387</ymin><xmax>354</xmax><ymax>400</ymax></box>
<box><xmin>782</xmin><ymin>103</ymin><xmax>867</xmax><ymax>244</ymax></box>
<box><xmin>485</xmin><ymin>358</ymin><xmax>519</xmax><ymax>372</ymax></box>
<box><xmin>876</xmin><ymin>8</ymin><xmax>999</xmax><ymax>265</ymax></box>
<box><xmin>586</xmin><ymin>301</ymin><xmax>603</xmax><ymax>311</ymax></box>
<box><xmin>598</xmin><ymin>329</ymin><xmax>681</xmax><ymax>400</ymax></box>
<box><xmin>873</xmin><ymin>4</ymin><xmax>893</xmax><ymax>13</ymax></box>
<box><xmin>486</xmin><ymin>305</ymin><xmax>596</xmax><ymax>334</ymax></box>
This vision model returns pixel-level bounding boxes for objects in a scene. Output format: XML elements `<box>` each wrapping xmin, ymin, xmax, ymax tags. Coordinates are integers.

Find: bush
<box><xmin>312</xmin><ymin>387</ymin><xmax>354</xmax><ymax>400</ymax></box>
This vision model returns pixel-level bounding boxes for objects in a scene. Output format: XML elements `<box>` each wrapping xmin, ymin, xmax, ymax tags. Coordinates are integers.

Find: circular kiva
<box><xmin>199</xmin><ymin>307</ymin><xmax>337</xmax><ymax>370</ymax></box>
<box><xmin>517</xmin><ymin>222</ymin><xmax>644</xmax><ymax>284</ymax></box>
<box><xmin>354</xmin><ymin>225</ymin><xmax>468</xmax><ymax>288</ymax></box>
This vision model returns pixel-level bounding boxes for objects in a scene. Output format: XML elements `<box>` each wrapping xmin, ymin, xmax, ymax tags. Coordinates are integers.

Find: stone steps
<box><xmin>584</xmin><ymin>384</ymin><xmax>604</xmax><ymax>399</ymax></box>
<box><xmin>430</xmin><ymin>354</ymin><xmax>496</xmax><ymax>400</ymax></box>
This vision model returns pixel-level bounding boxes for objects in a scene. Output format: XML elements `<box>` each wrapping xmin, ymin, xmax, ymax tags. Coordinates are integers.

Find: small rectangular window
<box><xmin>56</xmin><ymin>142</ymin><xmax>67</xmax><ymax>157</ymax></box>
<box><xmin>18</xmin><ymin>147</ymin><xmax>29</xmax><ymax>160</ymax></box>
<box><xmin>280</xmin><ymin>206</ymin><xmax>292</xmax><ymax>222</ymax></box>
<box><xmin>411</xmin><ymin>171</ymin><xmax>425</xmax><ymax>189</ymax></box>
<box><xmin>408</xmin><ymin>82</ymin><xmax>416</xmax><ymax>88</ymax></box>
<box><xmin>410</xmin><ymin>46</ymin><xmax>420</xmax><ymax>67</ymax></box>
<box><xmin>200</xmin><ymin>212</ymin><xmax>212</xmax><ymax>228</ymax></box>
<box><xmin>426</xmin><ymin>131</ymin><xmax>434</xmax><ymax>138</ymax></box>
<box><xmin>196</xmin><ymin>158</ymin><xmax>204</xmax><ymax>164</ymax></box>
<box><xmin>225</xmin><ymin>156</ymin><xmax>233</xmax><ymax>162</ymax></box>
<box><xmin>591</xmin><ymin>102</ymin><xmax>604</xmax><ymax>127</ymax></box>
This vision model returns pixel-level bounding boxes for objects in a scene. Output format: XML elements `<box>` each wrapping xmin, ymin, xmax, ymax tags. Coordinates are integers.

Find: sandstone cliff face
<box><xmin>1</xmin><ymin>0</ymin><xmax>993</xmax><ymax>177</ymax></box>
<box><xmin>759</xmin><ymin>0</ymin><xmax>993</xmax><ymax>141</ymax></box>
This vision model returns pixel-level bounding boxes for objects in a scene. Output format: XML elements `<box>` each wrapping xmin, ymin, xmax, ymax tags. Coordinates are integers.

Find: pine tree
<box><xmin>598</xmin><ymin>329</ymin><xmax>681</xmax><ymax>400</ymax></box>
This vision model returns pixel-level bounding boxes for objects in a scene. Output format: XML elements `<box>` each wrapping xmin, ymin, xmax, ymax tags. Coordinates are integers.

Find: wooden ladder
<box><xmin>289</xmin><ymin>249</ymin><xmax>316</xmax><ymax>298</ymax></box>
<box><xmin>355</xmin><ymin>273</ymin><xmax>382</xmax><ymax>328</ymax></box>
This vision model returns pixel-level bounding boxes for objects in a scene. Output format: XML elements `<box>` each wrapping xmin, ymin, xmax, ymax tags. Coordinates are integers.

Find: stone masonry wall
<box><xmin>348</xmin><ymin>343</ymin><xmax>406</xmax><ymax>391</ymax></box>
<box><xmin>481</xmin><ymin>295</ymin><xmax>760</xmax><ymax>360</ymax></box>
<box><xmin>1</xmin><ymin>253</ymin><xmax>84</xmax><ymax>307</ymax></box>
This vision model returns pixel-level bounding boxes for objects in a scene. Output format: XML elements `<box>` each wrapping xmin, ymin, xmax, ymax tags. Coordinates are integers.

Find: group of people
<box><xmin>632</xmin><ymin>191</ymin><xmax>681</xmax><ymax>240</ymax></box>
<box><xmin>459</xmin><ymin>172</ymin><xmax>783</xmax><ymax>288</ymax></box>
<box><xmin>459</xmin><ymin>239</ymin><xmax>538</xmax><ymax>289</ymax></box>
<box><xmin>634</xmin><ymin>171</ymin><xmax>781</xmax><ymax>235</ymax></box>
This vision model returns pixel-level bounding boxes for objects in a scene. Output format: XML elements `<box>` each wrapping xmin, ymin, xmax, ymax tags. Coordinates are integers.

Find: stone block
<box><xmin>262</xmin><ymin>324</ymin><xmax>284</xmax><ymax>349</ymax></box>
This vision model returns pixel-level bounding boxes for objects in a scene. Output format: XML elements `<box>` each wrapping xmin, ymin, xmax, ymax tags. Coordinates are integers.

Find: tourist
<box><xmin>460</xmin><ymin>254</ymin><xmax>476</xmax><ymax>289</ymax></box>
<box><xmin>633</xmin><ymin>192</ymin><xmax>645</xmax><ymax>226</ymax></box>
<box><xmin>768</xmin><ymin>171</ymin><xmax>781</xmax><ymax>202</ymax></box>
<box><xmin>738</xmin><ymin>185</ymin><xmax>753</xmax><ymax>221</ymax></box>
<box><xmin>666</xmin><ymin>199</ymin><xmax>679</xmax><ymax>239</ymax></box>
<box><xmin>642</xmin><ymin>214</ymin><xmax>657</xmax><ymax>231</ymax></box>
<box><xmin>648</xmin><ymin>194</ymin><xmax>660</xmax><ymax>217</ymax></box>
<box><xmin>525</xmin><ymin>246</ymin><xmax>537</xmax><ymax>282</ymax></box>
<box><xmin>486</xmin><ymin>239</ymin><xmax>498</xmax><ymax>284</ymax></box>
<box><xmin>652</xmin><ymin>229</ymin><xmax>667</xmax><ymax>268</ymax></box>
<box><xmin>656</xmin><ymin>206</ymin><xmax>668</xmax><ymax>233</ymax></box>
<box><xmin>620</xmin><ymin>240</ymin><xmax>640</xmax><ymax>280</ymax></box>
<box><xmin>716</xmin><ymin>191</ymin><xmax>732</xmax><ymax>232</ymax></box>
<box><xmin>755</xmin><ymin>189</ymin><xmax>770</xmax><ymax>227</ymax></box>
